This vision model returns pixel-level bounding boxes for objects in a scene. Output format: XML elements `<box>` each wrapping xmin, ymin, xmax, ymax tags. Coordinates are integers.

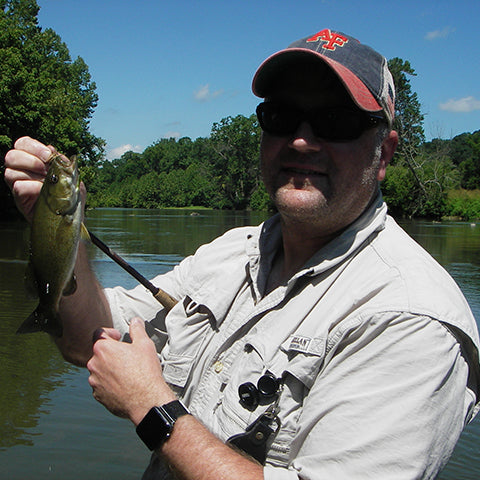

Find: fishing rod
<box><xmin>87</xmin><ymin>230</ymin><xmax>178</xmax><ymax>312</ymax></box>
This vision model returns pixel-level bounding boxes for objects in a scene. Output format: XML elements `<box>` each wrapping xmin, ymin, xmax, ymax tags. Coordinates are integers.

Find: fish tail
<box><xmin>16</xmin><ymin>306</ymin><xmax>63</xmax><ymax>337</ymax></box>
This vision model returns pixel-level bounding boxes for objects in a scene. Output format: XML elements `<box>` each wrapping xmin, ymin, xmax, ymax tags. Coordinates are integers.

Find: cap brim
<box><xmin>252</xmin><ymin>48</ymin><xmax>382</xmax><ymax>113</ymax></box>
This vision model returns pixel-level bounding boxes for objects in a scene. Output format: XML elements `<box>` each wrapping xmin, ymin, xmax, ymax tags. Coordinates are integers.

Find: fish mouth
<box><xmin>59</xmin><ymin>156</ymin><xmax>77</xmax><ymax>170</ymax></box>
<box><xmin>55</xmin><ymin>156</ymin><xmax>79</xmax><ymax>185</ymax></box>
<box><xmin>49</xmin><ymin>154</ymin><xmax>77</xmax><ymax>171</ymax></box>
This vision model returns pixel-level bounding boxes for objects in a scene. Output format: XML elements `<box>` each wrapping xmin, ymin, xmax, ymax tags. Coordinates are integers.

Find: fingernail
<box><xmin>40</xmin><ymin>149</ymin><xmax>53</xmax><ymax>162</ymax></box>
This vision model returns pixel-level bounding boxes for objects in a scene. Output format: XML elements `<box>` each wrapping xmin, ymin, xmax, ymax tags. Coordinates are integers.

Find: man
<box><xmin>5</xmin><ymin>28</ymin><xmax>480</xmax><ymax>479</ymax></box>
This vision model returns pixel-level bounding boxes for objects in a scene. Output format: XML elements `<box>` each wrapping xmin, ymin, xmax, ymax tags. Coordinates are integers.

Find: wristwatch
<box><xmin>136</xmin><ymin>400</ymin><xmax>191</xmax><ymax>451</ymax></box>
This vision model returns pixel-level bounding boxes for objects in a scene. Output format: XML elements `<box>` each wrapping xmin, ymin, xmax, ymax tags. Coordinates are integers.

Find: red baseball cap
<box><xmin>252</xmin><ymin>29</ymin><xmax>395</xmax><ymax>125</ymax></box>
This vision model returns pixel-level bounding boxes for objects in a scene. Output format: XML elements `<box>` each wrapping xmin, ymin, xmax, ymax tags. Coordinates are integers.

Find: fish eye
<box><xmin>50</xmin><ymin>174</ymin><xmax>58</xmax><ymax>184</ymax></box>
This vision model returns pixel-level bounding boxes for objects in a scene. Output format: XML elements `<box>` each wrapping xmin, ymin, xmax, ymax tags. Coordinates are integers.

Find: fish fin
<box><xmin>16</xmin><ymin>307</ymin><xmax>63</xmax><ymax>337</ymax></box>
<box><xmin>24</xmin><ymin>261</ymin><xmax>39</xmax><ymax>299</ymax></box>
<box><xmin>81</xmin><ymin>223</ymin><xmax>91</xmax><ymax>241</ymax></box>
<box><xmin>62</xmin><ymin>274</ymin><xmax>77</xmax><ymax>296</ymax></box>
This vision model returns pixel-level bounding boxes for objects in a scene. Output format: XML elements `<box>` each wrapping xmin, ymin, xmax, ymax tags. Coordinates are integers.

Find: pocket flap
<box><xmin>161</xmin><ymin>296</ymin><xmax>215</xmax><ymax>389</ymax></box>
<box><xmin>162</xmin><ymin>353</ymin><xmax>196</xmax><ymax>388</ymax></box>
<box><xmin>280</xmin><ymin>335</ymin><xmax>326</xmax><ymax>389</ymax></box>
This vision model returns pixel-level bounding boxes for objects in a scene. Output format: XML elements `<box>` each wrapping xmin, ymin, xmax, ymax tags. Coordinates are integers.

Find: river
<box><xmin>0</xmin><ymin>208</ymin><xmax>479</xmax><ymax>479</ymax></box>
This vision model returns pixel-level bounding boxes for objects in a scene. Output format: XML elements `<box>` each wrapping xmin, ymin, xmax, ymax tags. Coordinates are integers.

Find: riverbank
<box><xmin>445</xmin><ymin>189</ymin><xmax>480</xmax><ymax>221</ymax></box>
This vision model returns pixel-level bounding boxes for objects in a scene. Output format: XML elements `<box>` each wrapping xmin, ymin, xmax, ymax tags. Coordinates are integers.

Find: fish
<box><xmin>17</xmin><ymin>153</ymin><xmax>88</xmax><ymax>337</ymax></box>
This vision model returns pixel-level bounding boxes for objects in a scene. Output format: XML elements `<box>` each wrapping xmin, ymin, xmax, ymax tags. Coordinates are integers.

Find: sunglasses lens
<box><xmin>256</xmin><ymin>103</ymin><xmax>382</xmax><ymax>141</ymax></box>
<box><xmin>315</xmin><ymin>109</ymin><xmax>365</xmax><ymax>141</ymax></box>
<box><xmin>256</xmin><ymin>103</ymin><xmax>300</xmax><ymax>135</ymax></box>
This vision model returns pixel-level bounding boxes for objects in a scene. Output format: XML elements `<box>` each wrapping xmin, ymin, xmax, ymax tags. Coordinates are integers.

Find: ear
<box><xmin>377</xmin><ymin>130</ymin><xmax>398</xmax><ymax>182</ymax></box>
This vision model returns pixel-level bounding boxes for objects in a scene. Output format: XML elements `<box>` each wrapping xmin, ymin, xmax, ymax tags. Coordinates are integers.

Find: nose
<box><xmin>288</xmin><ymin>121</ymin><xmax>322</xmax><ymax>153</ymax></box>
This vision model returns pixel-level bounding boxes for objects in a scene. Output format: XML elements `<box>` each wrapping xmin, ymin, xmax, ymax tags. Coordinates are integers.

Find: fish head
<box><xmin>42</xmin><ymin>154</ymin><xmax>80</xmax><ymax>215</ymax></box>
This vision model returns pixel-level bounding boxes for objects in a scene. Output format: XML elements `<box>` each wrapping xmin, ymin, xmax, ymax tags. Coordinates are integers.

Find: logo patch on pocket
<box><xmin>285</xmin><ymin>335</ymin><xmax>325</xmax><ymax>356</ymax></box>
<box><xmin>288</xmin><ymin>335</ymin><xmax>311</xmax><ymax>353</ymax></box>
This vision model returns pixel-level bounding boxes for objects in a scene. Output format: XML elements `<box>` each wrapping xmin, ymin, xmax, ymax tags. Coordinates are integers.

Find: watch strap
<box><xmin>163</xmin><ymin>399</ymin><xmax>190</xmax><ymax>420</ymax></box>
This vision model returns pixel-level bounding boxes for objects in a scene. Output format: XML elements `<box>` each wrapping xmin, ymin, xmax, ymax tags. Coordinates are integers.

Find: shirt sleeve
<box><xmin>264</xmin><ymin>313</ymin><xmax>476</xmax><ymax>480</ymax></box>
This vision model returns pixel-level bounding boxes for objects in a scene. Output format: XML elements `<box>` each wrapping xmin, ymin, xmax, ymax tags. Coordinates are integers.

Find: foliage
<box><xmin>388</xmin><ymin>58</ymin><xmax>425</xmax><ymax>162</ymax></box>
<box><xmin>209</xmin><ymin>114</ymin><xmax>262</xmax><ymax>209</ymax></box>
<box><xmin>0</xmin><ymin>0</ymin><xmax>104</xmax><ymax>219</ymax></box>
<box><xmin>381</xmin><ymin>58</ymin><xmax>480</xmax><ymax>220</ymax></box>
<box><xmin>445</xmin><ymin>189</ymin><xmax>480</xmax><ymax>221</ymax></box>
<box><xmin>383</xmin><ymin>136</ymin><xmax>461</xmax><ymax>219</ymax></box>
<box><xmin>384</xmin><ymin>58</ymin><xmax>432</xmax><ymax>217</ymax></box>
<box><xmin>249</xmin><ymin>182</ymin><xmax>273</xmax><ymax>211</ymax></box>
<box><xmin>87</xmin><ymin>114</ymin><xmax>264</xmax><ymax>211</ymax></box>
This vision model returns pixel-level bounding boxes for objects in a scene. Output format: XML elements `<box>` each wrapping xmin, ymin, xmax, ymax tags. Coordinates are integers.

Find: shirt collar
<box><xmin>246</xmin><ymin>192</ymin><xmax>387</xmax><ymax>285</ymax></box>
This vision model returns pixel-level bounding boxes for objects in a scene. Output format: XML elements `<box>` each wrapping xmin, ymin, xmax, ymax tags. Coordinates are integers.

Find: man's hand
<box><xmin>4</xmin><ymin>136</ymin><xmax>87</xmax><ymax>223</ymax></box>
<box><xmin>87</xmin><ymin>318</ymin><xmax>176</xmax><ymax>425</ymax></box>
<box><xmin>88</xmin><ymin>319</ymin><xmax>264</xmax><ymax>480</ymax></box>
<box><xmin>4</xmin><ymin>137</ymin><xmax>56</xmax><ymax>222</ymax></box>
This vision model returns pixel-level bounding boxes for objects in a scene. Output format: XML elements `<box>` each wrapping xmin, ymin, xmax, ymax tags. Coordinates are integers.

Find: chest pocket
<box><xmin>264</xmin><ymin>336</ymin><xmax>327</xmax><ymax>467</ymax></box>
<box><xmin>213</xmin><ymin>333</ymin><xmax>326</xmax><ymax>467</ymax></box>
<box><xmin>161</xmin><ymin>296</ymin><xmax>216</xmax><ymax>391</ymax></box>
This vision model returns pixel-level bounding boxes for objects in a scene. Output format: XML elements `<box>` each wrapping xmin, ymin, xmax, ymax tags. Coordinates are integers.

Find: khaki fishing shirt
<box><xmin>106</xmin><ymin>194</ymin><xmax>480</xmax><ymax>480</ymax></box>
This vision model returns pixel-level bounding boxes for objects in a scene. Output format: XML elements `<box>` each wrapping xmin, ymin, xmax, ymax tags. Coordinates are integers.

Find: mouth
<box><xmin>281</xmin><ymin>163</ymin><xmax>326</xmax><ymax>178</ymax></box>
<box><xmin>284</xmin><ymin>167</ymin><xmax>323</xmax><ymax>175</ymax></box>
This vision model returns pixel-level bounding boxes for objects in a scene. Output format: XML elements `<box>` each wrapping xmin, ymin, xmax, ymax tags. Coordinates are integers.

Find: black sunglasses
<box><xmin>256</xmin><ymin>101</ymin><xmax>385</xmax><ymax>142</ymax></box>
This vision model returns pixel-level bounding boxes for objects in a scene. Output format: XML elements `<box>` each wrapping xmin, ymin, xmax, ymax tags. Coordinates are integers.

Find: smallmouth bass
<box><xmin>18</xmin><ymin>153</ymin><xmax>88</xmax><ymax>337</ymax></box>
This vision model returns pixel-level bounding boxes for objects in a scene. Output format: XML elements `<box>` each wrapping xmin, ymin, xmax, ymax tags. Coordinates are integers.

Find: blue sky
<box><xmin>37</xmin><ymin>0</ymin><xmax>480</xmax><ymax>160</ymax></box>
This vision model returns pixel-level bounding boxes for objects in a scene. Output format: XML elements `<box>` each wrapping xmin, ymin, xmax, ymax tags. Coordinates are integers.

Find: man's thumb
<box><xmin>129</xmin><ymin>317</ymin><xmax>146</xmax><ymax>341</ymax></box>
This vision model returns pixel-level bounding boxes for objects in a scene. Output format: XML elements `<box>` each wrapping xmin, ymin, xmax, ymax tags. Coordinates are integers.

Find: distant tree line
<box><xmin>383</xmin><ymin>58</ymin><xmax>480</xmax><ymax>220</ymax></box>
<box><xmin>86</xmin><ymin>115</ymin><xmax>267</xmax><ymax>211</ymax></box>
<box><xmin>384</xmin><ymin>130</ymin><xmax>480</xmax><ymax>219</ymax></box>
<box><xmin>1</xmin><ymin>0</ymin><xmax>480</xmax><ymax>221</ymax></box>
<box><xmin>86</xmin><ymin>123</ymin><xmax>480</xmax><ymax>220</ymax></box>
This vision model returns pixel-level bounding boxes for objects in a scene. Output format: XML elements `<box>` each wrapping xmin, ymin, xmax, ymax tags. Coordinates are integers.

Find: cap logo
<box><xmin>306</xmin><ymin>29</ymin><xmax>349</xmax><ymax>51</ymax></box>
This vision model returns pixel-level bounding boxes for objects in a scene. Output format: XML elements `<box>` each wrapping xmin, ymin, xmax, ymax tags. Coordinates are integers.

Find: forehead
<box><xmin>265</xmin><ymin>61</ymin><xmax>355</xmax><ymax>108</ymax></box>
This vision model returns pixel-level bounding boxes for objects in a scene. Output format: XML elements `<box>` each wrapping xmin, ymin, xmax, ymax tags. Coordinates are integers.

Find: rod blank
<box><xmin>87</xmin><ymin>230</ymin><xmax>177</xmax><ymax>311</ymax></box>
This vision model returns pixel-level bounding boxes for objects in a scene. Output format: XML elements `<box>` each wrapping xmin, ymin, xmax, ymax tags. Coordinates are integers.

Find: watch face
<box><xmin>136</xmin><ymin>401</ymin><xmax>190</xmax><ymax>451</ymax></box>
<box><xmin>136</xmin><ymin>406</ymin><xmax>175</xmax><ymax>451</ymax></box>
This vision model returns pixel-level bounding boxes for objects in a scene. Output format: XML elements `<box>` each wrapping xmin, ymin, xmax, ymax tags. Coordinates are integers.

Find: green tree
<box><xmin>381</xmin><ymin>163</ymin><xmax>416</xmax><ymax>217</ymax></box>
<box><xmin>210</xmin><ymin>114</ymin><xmax>261</xmax><ymax>209</ymax></box>
<box><xmin>383</xmin><ymin>58</ymin><xmax>436</xmax><ymax>217</ymax></box>
<box><xmin>383</xmin><ymin>135</ymin><xmax>461</xmax><ymax>218</ymax></box>
<box><xmin>388</xmin><ymin>58</ymin><xmax>425</xmax><ymax>162</ymax></box>
<box><xmin>0</xmin><ymin>0</ymin><xmax>104</xmax><ymax>219</ymax></box>
<box><xmin>113</xmin><ymin>151</ymin><xmax>147</xmax><ymax>182</ymax></box>
<box><xmin>449</xmin><ymin>131</ymin><xmax>480</xmax><ymax>189</ymax></box>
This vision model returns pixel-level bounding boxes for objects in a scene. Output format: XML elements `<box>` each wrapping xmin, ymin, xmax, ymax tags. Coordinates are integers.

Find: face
<box><xmin>260</xmin><ymin>63</ymin><xmax>397</xmax><ymax>238</ymax></box>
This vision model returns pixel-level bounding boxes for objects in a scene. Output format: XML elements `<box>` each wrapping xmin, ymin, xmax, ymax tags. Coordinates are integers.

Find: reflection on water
<box><xmin>0</xmin><ymin>223</ymin><xmax>70</xmax><ymax>452</ymax></box>
<box><xmin>0</xmin><ymin>211</ymin><xmax>479</xmax><ymax>478</ymax></box>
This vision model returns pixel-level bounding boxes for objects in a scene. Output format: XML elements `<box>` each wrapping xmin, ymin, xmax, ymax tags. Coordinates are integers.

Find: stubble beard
<box><xmin>268</xmin><ymin>177</ymin><xmax>337</xmax><ymax>232</ymax></box>
<box><xmin>266</xmin><ymin>142</ymin><xmax>383</xmax><ymax>235</ymax></box>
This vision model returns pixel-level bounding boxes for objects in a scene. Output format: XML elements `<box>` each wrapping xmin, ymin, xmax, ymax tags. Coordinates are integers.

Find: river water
<box><xmin>0</xmin><ymin>208</ymin><xmax>479</xmax><ymax>479</ymax></box>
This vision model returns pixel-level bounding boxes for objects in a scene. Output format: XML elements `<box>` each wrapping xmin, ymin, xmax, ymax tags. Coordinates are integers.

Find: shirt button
<box><xmin>213</xmin><ymin>361</ymin><xmax>223</xmax><ymax>373</ymax></box>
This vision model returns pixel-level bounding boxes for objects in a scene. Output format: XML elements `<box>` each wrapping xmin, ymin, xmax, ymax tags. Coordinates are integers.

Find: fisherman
<box><xmin>5</xmin><ymin>28</ymin><xmax>480</xmax><ymax>479</ymax></box>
